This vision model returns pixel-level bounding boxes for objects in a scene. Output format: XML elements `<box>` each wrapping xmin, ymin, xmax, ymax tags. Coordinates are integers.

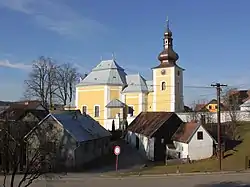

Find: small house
<box><xmin>172</xmin><ymin>121</ymin><xmax>216</xmax><ymax>161</ymax></box>
<box><xmin>126</xmin><ymin>112</ymin><xmax>183</xmax><ymax>162</ymax></box>
<box><xmin>27</xmin><ymin>111</ymin><xmax>112</xmax><ymax>171</ymax></box>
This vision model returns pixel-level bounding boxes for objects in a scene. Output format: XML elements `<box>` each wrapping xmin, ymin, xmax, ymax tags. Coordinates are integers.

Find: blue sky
<box><xmin>0</xmin><ymin>0</ymin><xmax>250</xmax><ymax>106</ymax></box>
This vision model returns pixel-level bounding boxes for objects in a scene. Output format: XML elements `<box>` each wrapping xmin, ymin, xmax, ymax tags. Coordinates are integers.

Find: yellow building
<box><xmin>75</xmin><ymin>21</ymin><xmax>185</xmax><ymax>130</ymax></box>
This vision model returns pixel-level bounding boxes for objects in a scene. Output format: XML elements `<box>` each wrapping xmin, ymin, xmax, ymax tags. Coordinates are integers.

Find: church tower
<box><xmin>152</xmin><ymin>19</ymin><xmax>184</xmax><ymax>112</ymax></box>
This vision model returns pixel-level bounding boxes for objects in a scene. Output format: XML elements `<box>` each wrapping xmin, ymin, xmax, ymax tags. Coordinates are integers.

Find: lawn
<box><xmin>116</xmin><ymin>121</ymin><xmax>250</xmax><ymax>176</ymax></box>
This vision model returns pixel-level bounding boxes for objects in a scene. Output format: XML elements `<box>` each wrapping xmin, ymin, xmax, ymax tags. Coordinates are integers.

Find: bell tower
<box><xmin>152</xmin><ymin>18</ymin><xmax>184</xmax><ymax>112</ymax></box>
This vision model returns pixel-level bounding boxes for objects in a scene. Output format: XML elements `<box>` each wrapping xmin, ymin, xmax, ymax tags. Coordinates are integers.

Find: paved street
<box><xmin>1</xmin><ymin>172</ymin><xmax>250</xmax><ymax>187</ymax></box>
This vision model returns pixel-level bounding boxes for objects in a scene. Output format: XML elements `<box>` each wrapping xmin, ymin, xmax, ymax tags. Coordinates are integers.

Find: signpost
<box><xmin>114</xmin><ymin>146</ymin><xmax>121</xmax><ymax>171</ymax></box>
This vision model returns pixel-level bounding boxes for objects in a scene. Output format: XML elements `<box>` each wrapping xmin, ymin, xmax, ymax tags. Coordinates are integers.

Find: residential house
<box><xmin>225</xmin><ymin>89</ymin><xmax>250</xmax><ymax>109</ymax></box>
<box><xmin>195</xmin><ymin>99</ymin><xmax>225</xmax><ymax>113</ymax></box>
<box><xmin>0</xmin><ymin>106</ymin><xmax>50</xmax><ymax>172</ymax></box>
<box><xmin>76</xmin><ymin>20</ymin><xmax>185</xmax><ymax>130</ymax></box>
<box><xmin>240</xmin><ymin>99</ymin><xmax>250</xmax><ymax>111</ymax></box>
<box><xmin>125</xmin><ymin>112</ymin><xmax>183</xmax><ymax>161</ymax></box>
<box><xmin>172</xmin><ymin>121</ymin><xmax>216</xmax><ymax>161</ymax></box>
<box><xmin>27</xmin><ymin>110</ymin><xmax>112</xmax><ymax>171</ymax></box>
<box><xmin>0</xmin><ymin>101</ymin><xmax>12</xmax><ymax>112</ymax></box>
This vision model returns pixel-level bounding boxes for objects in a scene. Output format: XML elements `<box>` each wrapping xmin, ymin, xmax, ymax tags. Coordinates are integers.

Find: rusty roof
<box><xmin>172</xmin><ymin>121</ymin><xmax>217</xmax><ymax>143</ymax></box>
<box><xmin>127</xmin><ymin>112</ymin><xmax>181</xmax><ymax>137</ymax></box>
<box><xmin>172</xmin><ymin>121</ymin><xmax>200</xmax><ymax>143</ymax></box>
<box><xmin>9</xmin><ymin>100</ymin><xmax>44</xmax><ymax>110</ymax></box>
<box><xmin>0</xmin><ymin>108</ymin><xmax>49</xmax><ymax>121</ymax></box>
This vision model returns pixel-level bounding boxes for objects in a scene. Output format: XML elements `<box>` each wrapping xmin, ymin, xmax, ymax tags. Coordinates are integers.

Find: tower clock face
<box><xmin>161</xmin><ymin>69</ymin><xmax>166</xmax><ymax>75</ymax></box>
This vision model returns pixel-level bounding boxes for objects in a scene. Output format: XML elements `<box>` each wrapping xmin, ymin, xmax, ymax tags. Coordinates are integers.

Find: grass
<box><xmin>115</xmin><ymin>121</ymin><xmax>250</xmax><ymax>176</ymax></box>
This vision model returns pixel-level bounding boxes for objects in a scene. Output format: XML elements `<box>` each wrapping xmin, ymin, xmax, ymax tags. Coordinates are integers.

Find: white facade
<box><xmin>125</xmin><ymin>131</ymin><xmax>155</xmax><ymax>161</ymax></box>
<box><xmin>176</xmin><ymin>110</ymin><xmax>250</xmax><ymax>123</ymax></box>
<box><xmin>173</xmin><ymin>125</ymin><xmax>214</xmax><ymax>161</ymax></box>
<box><xmin>240</xmin><ymin>100</ymin><xmax>250</xmax><ymax>111</ymax></box>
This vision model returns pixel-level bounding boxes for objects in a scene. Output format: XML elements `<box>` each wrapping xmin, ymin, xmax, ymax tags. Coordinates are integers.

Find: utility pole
<box><xmin>211</xmin><ymin>83</ymin><xmax>227</xmax><ymax>171</ymax></box>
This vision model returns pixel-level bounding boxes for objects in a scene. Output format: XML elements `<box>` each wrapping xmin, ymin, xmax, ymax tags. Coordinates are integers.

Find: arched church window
<box><xmin>82</xmin><ymin>105</ymin><xmax>87</xmax><ymax>114</ymax></box>
<box><xmin>161</xmin><ymin>82</ymin><xmax>166</xmax><ymax>90</ymax></box>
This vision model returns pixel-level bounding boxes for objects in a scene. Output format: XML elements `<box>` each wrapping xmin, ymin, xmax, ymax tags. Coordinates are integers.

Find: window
<box><xmin>82</xmin><ymin>105</ymin><xmax>87</xmax><ymax>114</ymax></box>
<box><xmin>197</xmin><ymin>131</ymin><xmax>203</xmax><ymax>140</ymax></box>
<box><xmin>208</xmin><ymin>105</ymin><xmax>212</xmax><ymax>109</ymax></box>
<box><xmin>215</xmin><ymin>105</ymin><xmax>218</xmax><ymax>109</ymax></box>
<box><xmin>161</xmin><ymin>81</ymin><xmax>166</xmax><ymax>90</ymax></box>
<box><xmin>94</xmin><ymin>105</ymin><xmax>100</xmax><ymax>117</ymax></box>
<box><xmin>128</xmin><ymin>106</ymin><xmax>134</xmax><ymax>116</ymax></box>
<box><xmin>177</xmin><ymin>70</ymin><xmax>180</xmax><ymax>76</ymax></box>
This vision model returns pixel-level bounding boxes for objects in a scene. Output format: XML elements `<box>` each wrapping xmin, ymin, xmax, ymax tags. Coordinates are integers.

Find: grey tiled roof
<box><xmin>146</xmin><ymin>80</ymin><xmax>153</xmax><ymax>92</ymax></box>
<box><xmin>77</xmin><ymin>59</ymin><xmax>127</xmax><ymax>87</ymax></box>
<box><xmin>106</xmin><ymin>99</ymin><xmax>126</xmax><ymax>108</ymax></box>
<box><xmin>122</xmin><ymin>74</ymin><xmax>149</xmax><ymax>93</ymax></box>
<box><xmin>76</xmin><ymin>59</ymin><xmax>154</xmax><ymax>93</ymax></box>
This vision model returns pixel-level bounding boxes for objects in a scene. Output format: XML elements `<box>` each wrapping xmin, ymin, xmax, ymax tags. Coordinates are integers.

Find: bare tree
<box><xmin>54</xmin><ymin>63</ymin><xmax>79</xmax><ymax>106</ymax></box>
<box><xmin>221</xmin><ymin>88</ymin><xmax>240</xmax><ymax>140</ymax></box>
<box><xmin>24</xmin><ymin>56</ymin><xmax>57</xmax><ymax>109</ymax></box>
<box><xmin>0</xmin><ymin>115</ymin><xmax>59</xmax><ymax>187</ymax></box>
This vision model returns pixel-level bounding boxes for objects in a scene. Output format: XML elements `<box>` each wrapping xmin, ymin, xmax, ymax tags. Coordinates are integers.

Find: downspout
<box><xmin>72</xmin><ymin>142</ymin><xmax>81</xmax><ymax>168</ymax></box>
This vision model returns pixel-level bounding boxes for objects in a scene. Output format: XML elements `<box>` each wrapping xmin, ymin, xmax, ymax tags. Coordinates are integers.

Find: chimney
<box><xmin>72</xmin><ymin>112</ymin><xmax>78</xmax><ymax>120</ymax></box>
<box><xmin>200</xmin><ymin>114</ymin><xmax>206</xmax><ymax>125</ymax></box>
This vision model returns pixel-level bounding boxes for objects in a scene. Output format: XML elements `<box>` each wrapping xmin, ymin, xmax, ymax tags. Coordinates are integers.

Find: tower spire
<box><xmin>166</xmin><ymin>16</ymin><xmax>169</xmax><ymax>30</ymax></box>
<box><xmin>157</xmin><ymin>18</ymin><xmax>179</xmax><ymax>64</ymax></box>
<box><xmin>112</xmin><ymin>52</ymin><xmax>116</xmax><ymax>60</ymax></box>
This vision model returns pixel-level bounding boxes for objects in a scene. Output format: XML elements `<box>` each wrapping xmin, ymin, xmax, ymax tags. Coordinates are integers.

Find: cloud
<box><xmin>0</xmin><ymin>0</ymin><xmax>107</xmax><ymax>38</ymax></box>
<box><xmin>0</xmin><ymin>60</ymin><xmax>31</xmax><ymax>70</ymax></box>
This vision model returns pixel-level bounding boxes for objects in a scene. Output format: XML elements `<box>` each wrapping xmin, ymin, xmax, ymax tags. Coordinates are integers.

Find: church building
<box><xmin>75</xmin><ymin>21</ymin><xmax>185</xmax><ymax>130</ymax></box>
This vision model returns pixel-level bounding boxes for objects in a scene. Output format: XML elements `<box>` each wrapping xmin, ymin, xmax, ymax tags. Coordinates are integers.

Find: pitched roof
<box><xmin>76</xmin><ymin>59</ymin><xmax>127</xmax><ymax>87</ymax></box>
<box><xmin>122</xmin><ymin>74</ymin><xmax>149</xmax><ymax>93</ymax></box>
<box><xmin>127</xmin><ymin>112</ymin><xmax>180</xmax><ymax>137</ymax></box>
<box><xmin>106</xmin><ymin>99</ymin><xmax>125</xmax><ymax>108</ymax></box>
<box><xmin>172</xmin><ymin>122</ymin><xmax>200</xmax><ymax>143</ymax></box>
<box><xmin>172</xmin><ymin>121</ymin><xmax>216</xmax><ymax>143</ymax></box>
<box><xmin>0</xmin><ymin>108</ymin><xmax>49</xmax><ymax>121</ymax></box>
<box><xmin>240</xmin><ymin>99</ymin><xmax>250</xmax><ymax>107</ymax></box>
<box><xmin>52</xmin><ymin>112</ymin><xmax>111</xmax><ymax>142</ymax></box>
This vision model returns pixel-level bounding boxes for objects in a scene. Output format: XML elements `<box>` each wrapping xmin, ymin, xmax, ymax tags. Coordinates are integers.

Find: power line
<box><xmin>77</xmin><ymin>81</ymin><xmax>214</xmax><ymax>89</ymax></box>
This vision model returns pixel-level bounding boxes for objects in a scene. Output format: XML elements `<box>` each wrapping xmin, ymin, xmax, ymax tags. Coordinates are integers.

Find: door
<box><xmin>136</xmin><ymin>136</ymin><xmax>139</xmax><ymax>150</ymax></box>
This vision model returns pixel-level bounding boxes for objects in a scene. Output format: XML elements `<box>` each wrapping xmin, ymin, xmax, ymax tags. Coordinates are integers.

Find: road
<box><xmin>1</xmin><ymin>172</ymin><xmax>250</xmax><ymax>187</ymax></box>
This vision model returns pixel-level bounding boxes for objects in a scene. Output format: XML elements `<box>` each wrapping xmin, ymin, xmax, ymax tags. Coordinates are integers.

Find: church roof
<box><xmin>106</xmin><ymin>99</ymin><xmax>126</xmax><ymax>108</ymax></box>
<box><xmin>76</xmin><ymin>59</ymin><xmax>127</xmax><ymax>87</ymax></box>
<box><xmin>122</xmin><ymin>74</ymin><xmax>149</xmax><ymax>93</ymax></box>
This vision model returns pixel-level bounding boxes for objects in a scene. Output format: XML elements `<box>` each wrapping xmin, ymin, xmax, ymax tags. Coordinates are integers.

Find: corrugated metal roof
<box><xmin>52</xmin><ymin>113</ymin><xmax>111</xmax><ymax>142</ymax></box>
<box><xmin>122</xmin><ymin>74</ymin><xmax>148</xmax><ymax>93</ymax></box>
<box><xmin>127</xmin><ymin>112</ymin><xmax>180</xmax><ymax>137</ymax></box>
<box><xmin>76</xmin><ymin>59</ymin><xmax>127</xmax><ymax>87</ymax></box>
<box><xmin>106</xmin><ymin>99</ymin><xmax>125</xmax><ymax>108</ymax></box>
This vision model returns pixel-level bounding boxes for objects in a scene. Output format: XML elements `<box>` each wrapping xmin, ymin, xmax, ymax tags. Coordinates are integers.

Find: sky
<box><xmin>0</xmin><ymin>0</ymin><xmax>250</xmax><ymax>106</ymax></box>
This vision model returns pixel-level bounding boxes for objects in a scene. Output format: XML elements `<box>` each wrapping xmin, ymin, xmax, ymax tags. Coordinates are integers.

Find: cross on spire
<box><xmin>166</xmin><ymin>16</ymin><xmax>170</xmax><ymax>30</ymax></box>
<box><xmin>112</xmin><ymin>52</ymin><xmax>116</xmax><ymax>60</ymax></box>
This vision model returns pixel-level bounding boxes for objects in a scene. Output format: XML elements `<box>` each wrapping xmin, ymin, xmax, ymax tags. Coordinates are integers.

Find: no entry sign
<box><xmin>114</xmin><ymin>146</ymin><xmax>121</xmax><ymax>156</ymax></box>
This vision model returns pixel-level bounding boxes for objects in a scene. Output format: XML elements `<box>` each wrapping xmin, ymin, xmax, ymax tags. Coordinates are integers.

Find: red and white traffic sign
<box><xmin>114</xmin><ymin>146</ymin><xmax>121</xmax><ymax>156</ymax></box>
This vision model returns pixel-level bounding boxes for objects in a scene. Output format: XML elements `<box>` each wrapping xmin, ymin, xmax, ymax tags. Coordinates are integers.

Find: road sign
<box><xmin>114</xmin><ymin>146</ymin><xmax>121</xmax><ymax>156</ymax></box>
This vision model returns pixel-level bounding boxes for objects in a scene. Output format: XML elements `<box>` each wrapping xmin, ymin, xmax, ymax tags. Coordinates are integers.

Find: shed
<box><xmin>126</xmin><ymin>112</ymin><xmax>183</xmax><ymax>161</ymax></box>
<box><xmin>172</xmin><ymin>121</ymin><xmax>216</xmax><ymax>160</ymax></box>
